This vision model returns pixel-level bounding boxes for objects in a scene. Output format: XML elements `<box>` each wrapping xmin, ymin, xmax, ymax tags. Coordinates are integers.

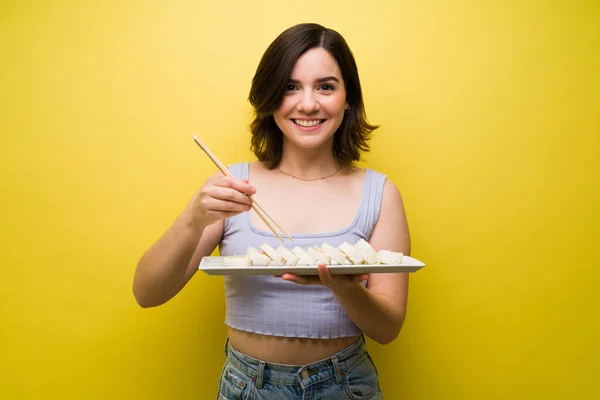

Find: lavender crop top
<box><xmin>218</xmin><ymin>162</ymin><xmax>387</xmax><ymax>339</ymax></box>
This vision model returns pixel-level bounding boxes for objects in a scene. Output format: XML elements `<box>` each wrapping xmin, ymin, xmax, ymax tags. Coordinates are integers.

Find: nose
<box><xmin>297</xmin><ymin>91</ymin><xmax>320</xmax><ymax>113</ymax></box>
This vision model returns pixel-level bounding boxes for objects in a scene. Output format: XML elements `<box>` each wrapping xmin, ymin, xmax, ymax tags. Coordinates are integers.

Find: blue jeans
<box><xmin>217</xmin><ymin>335</ymin><xmax>383</xmax><ymax>399</ymax></box>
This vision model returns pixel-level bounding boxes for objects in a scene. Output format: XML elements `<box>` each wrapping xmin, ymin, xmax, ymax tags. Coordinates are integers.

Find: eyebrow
<box><xmin>288</xmin><ymin>76</ymin><xmax>340</xmax><ymax>84</ymax></box>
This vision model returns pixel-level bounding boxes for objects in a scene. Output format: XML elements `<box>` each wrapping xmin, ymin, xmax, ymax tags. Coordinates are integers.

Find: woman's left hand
<box><xmin>277</xmin><ymin>264</ymin><xmax>369</xmax><ymax>292</ymax></box>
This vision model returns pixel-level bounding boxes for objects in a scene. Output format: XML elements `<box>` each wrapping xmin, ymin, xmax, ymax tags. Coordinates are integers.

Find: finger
<box><xmin>208</xmin><ymin>186</ymin><xmax>254</xmax><ymax>207</ymax></box>
<box><xmin>213</xmin><ymin>176</ymin><xmax>256</xmax><ymax>195</ymax></box>
<box><xmin>350</xmin><ymin>274</ymin><xmax>370</xmax><ymax>283</ymax></box>
<box><xmin>281</xmin><ymin>273</ymin><xmax>320</xmax><ymax>285</ymax></box>
<box><xmin>317</xmin><ymin>264</ymin><xmax>333</xmax><ymax>285</ymax></box>
<box><xmin>205</xmin><ymin>209</ymin><xmax>251</xmax><ymax>220</ymax></box>
<box><xmin>205</xmin><ymin>199</ymin><xmax>252</xmax><ymax>213</ymax></box>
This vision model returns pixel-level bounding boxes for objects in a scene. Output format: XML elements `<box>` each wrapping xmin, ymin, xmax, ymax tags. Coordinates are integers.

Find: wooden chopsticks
<box><xmin>192</xmin><ymin>136</ymin><xmax>293</xmax><ymax>243</ymax></box>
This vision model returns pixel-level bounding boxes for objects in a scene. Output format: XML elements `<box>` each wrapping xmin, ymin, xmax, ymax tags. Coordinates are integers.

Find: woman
<box><xmin>134</xmin><ymin>23</ymin><xmax>411</xmax><ymax>399</ymax></box>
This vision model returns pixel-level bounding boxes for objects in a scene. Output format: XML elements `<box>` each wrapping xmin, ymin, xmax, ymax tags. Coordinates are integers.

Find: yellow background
<box><xmin>1</xmin><ymin>1</ymin><xmax>598</xmax><ymax>399</ymax></box>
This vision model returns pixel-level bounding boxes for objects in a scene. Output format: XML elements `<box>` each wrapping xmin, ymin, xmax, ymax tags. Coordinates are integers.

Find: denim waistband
<box><xmin>223</xmin><ymin>335</ymin><xmax>367</xmax><ymax>388</ymax></box>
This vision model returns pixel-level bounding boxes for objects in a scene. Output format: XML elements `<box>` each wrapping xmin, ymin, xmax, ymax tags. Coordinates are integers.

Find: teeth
<box><xmin>294</xmin><ymin>119</ymin><xmax>322</xmax><ymax>127</ymax></box>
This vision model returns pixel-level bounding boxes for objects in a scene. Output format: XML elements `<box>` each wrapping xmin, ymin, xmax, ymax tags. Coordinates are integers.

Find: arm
<box><xmin>332</xmin><ymin>180</ymin><xmax>410</xmax><ymax>344</ymax></box>
<box><xmin>133</xmin><ymin>173</ymin><xmax>256</xmax><ymax>308</ymax></box>
<box><xmin>132</xmin><ymin>212</ymin><xmax>223</xmax><ymax>308</ymax></box>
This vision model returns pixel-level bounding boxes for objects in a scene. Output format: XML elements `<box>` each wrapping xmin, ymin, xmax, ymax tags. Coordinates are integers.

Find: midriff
<box><xmin>227</xmin><ymin>327</ymin><xmax>360</xmax><ymax>365</ymax></box>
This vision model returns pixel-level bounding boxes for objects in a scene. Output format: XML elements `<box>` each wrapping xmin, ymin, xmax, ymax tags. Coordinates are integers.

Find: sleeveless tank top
<box><xmin>219</xmin><ymin>162</ymin><xmax>387</xmax><ymax>339</ymax></box>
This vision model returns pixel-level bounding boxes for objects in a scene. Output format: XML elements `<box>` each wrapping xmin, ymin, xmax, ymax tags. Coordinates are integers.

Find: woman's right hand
<box><xmin>186</xmin><ymin>173</ymin><xmax>256</xmax><ymax>227</ymax></box>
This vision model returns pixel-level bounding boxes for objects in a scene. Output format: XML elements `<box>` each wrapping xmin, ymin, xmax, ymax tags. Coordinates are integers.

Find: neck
<box><xmin>278</xmin><ymin>139</ymin><xmax>340</xmax><ymax>180</ymax></box>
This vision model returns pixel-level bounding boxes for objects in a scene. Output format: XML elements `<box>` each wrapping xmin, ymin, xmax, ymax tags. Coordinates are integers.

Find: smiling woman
<box><xmin>273</xmin><ymin>48</ymin><xmax>348</xmax><ymax>154</ymax></box>
<box><xmin>248</xmin><ymin>24</ymin><xmax>377</xmax><ymax>171</ymax></box>
<box><xmin>134</xmin><ymin>22</ymin><xmax>410</xmax><ymax>399</ymax></box>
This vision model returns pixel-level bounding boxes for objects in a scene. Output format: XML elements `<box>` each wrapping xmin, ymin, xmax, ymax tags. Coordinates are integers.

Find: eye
<box><xmin>319</xmin><ymin>83</ymin><xmax>336</xmax><ymax>91</ymax></box>
<box><xmin>286</xmin><ymin>84</ymin><xmax>297</xmax><ymax>91</ymax></box>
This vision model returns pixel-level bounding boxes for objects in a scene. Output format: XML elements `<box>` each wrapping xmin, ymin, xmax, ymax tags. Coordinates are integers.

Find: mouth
<box><xmin>292</xmin><ymin>119</ymin><xmax>326</xmax><ymax>128</ymax></box>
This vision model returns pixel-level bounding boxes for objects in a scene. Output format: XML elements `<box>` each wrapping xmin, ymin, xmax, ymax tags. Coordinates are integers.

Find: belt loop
<box><xmin>255</xmin><ymin>361</ymin><xmax>265</xmax><ymax>388</ymax></box>
<box><xmin>332</xmin><ymin>356</ymin><xmax>343</xmax><ymax>384</ymax></box>
<box><xmin>224</xmin><ymin>337</ymin><xmax>230</xmax><ymax>357</ymax></box>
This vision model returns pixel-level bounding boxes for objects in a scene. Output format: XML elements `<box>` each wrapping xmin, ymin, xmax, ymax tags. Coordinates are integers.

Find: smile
<box><xmin>293</xmin><ymin>119</ymin><xmax>325</xmax><ymax>127</ymax></box>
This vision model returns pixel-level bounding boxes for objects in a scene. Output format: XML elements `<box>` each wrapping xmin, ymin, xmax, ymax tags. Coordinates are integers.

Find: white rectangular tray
<box><xmin>199</xmin><ymin>256</ymin><xmax>425</xmax><ymax>276</ymax></box>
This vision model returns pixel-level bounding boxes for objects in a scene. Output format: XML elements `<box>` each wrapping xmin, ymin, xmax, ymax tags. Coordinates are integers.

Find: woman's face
<box><xmin>273</xmin><ymin>47</ymin><xmax>348</xmax><ymax>151</ymax></box>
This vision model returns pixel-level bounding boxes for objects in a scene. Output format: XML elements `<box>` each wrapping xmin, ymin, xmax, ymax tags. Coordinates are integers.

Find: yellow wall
<box><xmin>1</xmin><ymin>1</ymin><xmax>598</xmax><ymax>399</ymax></box>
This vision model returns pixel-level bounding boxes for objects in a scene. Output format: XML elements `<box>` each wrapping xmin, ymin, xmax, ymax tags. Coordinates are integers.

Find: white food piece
<box><xmin>277</xmin><ymin>245</ymin><xmax>299</xmax><ymax>266</ymax></box>
<box><xmin>355</xmin><ymin>238</ymin><xmax>375</xmax><ymax>252</ymax></box>
<box><xmin>321</xmin><ymin>242</ymin><xmax>348</xmax><ymax>265</ymax></box>
<box><xmin>260</xmin><ymin>243</ymin><xmax>284</xmax><ymax>265</ymax></box>
<box><xmin>354</xmin><ymin>239</ymin><xmax>379</xmax><ymax>264</ymax></box>
<box><xmin>246</xmin><ymin>246</ymin><xmax>271</xmax><ymax>265</ymax></box>
<box><xmin>292</xmin><ymin>246</ymin><xmax>314</xmax><ymax>265</ymax></box>
<box><xmin>224</xmin><ymin>256</ymin><xmax>252</xmax><ymax>267</ymax></box>
<box><xmin>358</xmin><ymin>249</ymin><xmax>379</xmax><ymax>265</ymax></box>
<box><xmin>308</xmin><ymin>247</ymin><xmax>330</xmax><ymax>264</ymax></box>
<box><xmin>377</xmin><ymin>250</ymin><xmax>404</xmax><ymax>264</ymax></box>
<box><xmin>338</xmin><ymin>242</ymin><xmax>365</xmax><ymax>265</ymax></box>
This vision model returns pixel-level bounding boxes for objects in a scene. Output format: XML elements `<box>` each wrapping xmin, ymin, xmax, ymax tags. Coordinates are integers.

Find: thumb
<box><xmin>351</xmin><ymin>274</ymin><xmax>370</xmax><ymax>283</ymax></box>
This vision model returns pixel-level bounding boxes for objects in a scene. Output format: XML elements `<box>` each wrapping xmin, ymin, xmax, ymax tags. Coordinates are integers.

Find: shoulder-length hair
<box><xmin>248</xmin><ymin>23</ymin><xmax>378</xmax><ymax>169</ymax></box>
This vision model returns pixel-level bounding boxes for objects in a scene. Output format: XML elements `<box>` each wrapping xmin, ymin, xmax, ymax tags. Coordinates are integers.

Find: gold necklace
<box><xmin>277</xmin><ymin>165</ymin><xmax>343</xmax><ymax>181</ymax></box>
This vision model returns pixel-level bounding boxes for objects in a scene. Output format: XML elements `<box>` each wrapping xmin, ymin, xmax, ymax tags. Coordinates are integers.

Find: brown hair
<box><xmin>248</xmin><ymin>23</ymin><xmax>378</xmax><ymax>169</ymax></box>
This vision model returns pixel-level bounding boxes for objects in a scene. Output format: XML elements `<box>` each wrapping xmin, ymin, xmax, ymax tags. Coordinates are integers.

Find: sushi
<box><xmin>224</xmin><ymin>256</ymin><xmax>252</xmax><ymax>267</ymax></box>
<box><xmin>222</xmin><ymin>239</ymin><xmax>405</xmax><ymax>267</ymax></box>
<box><xmin>277</xmin><ymin>245</ymin><xmax>299</xmax><ymax>266</ymax></box>
<box><xmin>321</xmin><ymin>242</ymin><xmax>348</xmax><ymax>265</ymax></box>
<box><xmin>338</xmin><ymin>242</ymin><xmax>366</xmax><ymax>265</ymax></box>
<box><xmin>245</xmin><ymin>246</ymin><xmax>272</xmax><ymax>265</ymax></box>
<box><xmin>291</xmin><ymin>247</ymin><xmax>314</xmax><ymax>265</ymax></box>
<box><xmin>260</xmin><ymin>243</ymin><xmax>284</xmax><ymax>265</ymax></box>
<box><xmin>353</xmin><ymin>239</ymin><xmax>379</xmax><ymax>264</ymax></box>
<box><xmin>307</xmin><ymin>247</ymin><xmax>330</xmax><ymax>264</ymax></box>
<box><xmin>377</xmin><ymin>250</ymin><xmax>404</xmax><ymax>264</ymax></box>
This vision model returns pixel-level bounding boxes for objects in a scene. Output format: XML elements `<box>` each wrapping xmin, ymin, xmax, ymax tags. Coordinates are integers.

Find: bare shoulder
<box><xmin>369</xmin><ymin>176</ymin><xmax>411</xmax><ymax>255</ymax></box>
<box><xmin>382</xmin><ymin>178</ymin><xmax>404</xmax><ymax>206</ymax></box>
